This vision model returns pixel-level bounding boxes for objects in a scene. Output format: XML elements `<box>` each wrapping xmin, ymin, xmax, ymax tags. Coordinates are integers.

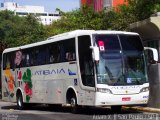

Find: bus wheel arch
<box><xmin>66</xmin><ymin>88</ymin><xmax>79</xmax><ymax>113</ymax></box>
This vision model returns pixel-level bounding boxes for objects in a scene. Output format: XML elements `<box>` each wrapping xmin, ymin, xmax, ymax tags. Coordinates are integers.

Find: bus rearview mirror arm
<box><xmin>144</xmin><ymin>47</ymin><xmax>158</xmax><ymax>62</ymax></box>
<box><xmin>90</xmin><ymin>46</ymin><xmax>100</xmax><ymax>61</ymax></box>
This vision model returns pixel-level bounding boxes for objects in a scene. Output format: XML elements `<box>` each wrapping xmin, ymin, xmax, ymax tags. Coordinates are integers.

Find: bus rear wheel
<box><xmin>17</xmin><ymin>93</ymin><xmax>25</xmax><ymax>110</ymax></box>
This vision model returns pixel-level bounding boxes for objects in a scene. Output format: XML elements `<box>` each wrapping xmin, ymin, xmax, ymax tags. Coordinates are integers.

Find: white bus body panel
<box><xmin>2</xmin><ymin>62</ymin><xmax>84</xmax><ymax>104</ymax></box>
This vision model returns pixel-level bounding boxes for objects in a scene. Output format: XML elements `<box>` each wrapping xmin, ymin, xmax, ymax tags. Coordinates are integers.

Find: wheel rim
<box><xmin>71</xmin><ymin>98</ymin><xmax>76</xmax><ymax>107</ymax></box>
<box><xmin>18</xmin><ymin>96</ymin><xmax>22</xmax><ymax>107</ymax></box>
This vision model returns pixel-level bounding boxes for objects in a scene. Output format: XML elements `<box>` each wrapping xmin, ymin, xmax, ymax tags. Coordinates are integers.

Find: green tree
<box><xmin>1</xmin><ymin>0</ymin><xmax>159</xmax><ymax>49</ymax></box>
<box><xmin>46</xmin><ymin>6</ymin><xmax>105</xmax><ymax>36</ymax></box>
<box><xmin>16</xmin><ymin>14</ymin><xmax>47</xmax><ymax>46</ymax></box>
<box><xmin>126</xmin><ymin>0</ymin><xmax>160</xmax><ymax>20</ymax></box>
<box><xmin>0</xmin><ymin>10</ymin><xmax>47</xmax><ymax>48</ymax></box>
<box><xmin>48</xmin><ymin>0</ymin><xmax>160</xmax><ymax>33</ymax></box>
<box><xmin>103</xmin><ymin>0</ymin><xmax>160</xmax><ymax>31</ymax></box>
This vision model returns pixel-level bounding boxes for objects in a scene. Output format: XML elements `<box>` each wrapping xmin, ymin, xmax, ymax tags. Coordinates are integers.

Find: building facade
<box><xmin>0</xmin><ymin>2</ymin><xmax>61</xmax><ymax>25</ymax></box>
<box><xmin>80</xmin><ymin>0</ymin><xmax>127</xmax><ymax>12</ymax></box>
<box><xmin>112</xmin><ymin>0</ymin><xmax>127</xmax><ymax>8</ymax></box>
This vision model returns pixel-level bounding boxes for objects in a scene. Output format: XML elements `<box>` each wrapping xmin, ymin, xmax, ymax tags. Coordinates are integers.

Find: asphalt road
<box><xmin>0</xmin><ymin>100</ymin><xmax>159</xmax><ymax>120</ymax></box>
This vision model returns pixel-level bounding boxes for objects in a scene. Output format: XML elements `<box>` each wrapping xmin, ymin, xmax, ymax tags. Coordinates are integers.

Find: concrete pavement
<box><xmin>0</xmin><ymin>98</ymin><xmax>160</xmax><ymax>113</ymax></box>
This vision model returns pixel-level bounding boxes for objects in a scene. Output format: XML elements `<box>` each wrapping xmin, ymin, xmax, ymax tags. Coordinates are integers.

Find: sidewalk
<box><xmin>123</xmin><ymin>106</ymin><xmax>160</xmax><ymax>113</ymax></box>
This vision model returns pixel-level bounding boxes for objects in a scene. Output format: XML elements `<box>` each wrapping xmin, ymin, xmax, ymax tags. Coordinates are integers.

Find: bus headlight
<box><xmin>140</xmin><ymin>87</ymin><xmax>149</xmax><ymax>93</ymax></box>
<box><xmin>97</xmin><ymin>88</ymin><xmax>112</xmax><ymax>94</ymax></box>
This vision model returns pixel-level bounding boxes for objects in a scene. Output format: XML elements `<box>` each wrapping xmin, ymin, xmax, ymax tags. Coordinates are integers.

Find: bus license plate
<box><xmin>122</xmin><ymin>97</ymin><xmax>131</xmax><ymax>101</ymax></box>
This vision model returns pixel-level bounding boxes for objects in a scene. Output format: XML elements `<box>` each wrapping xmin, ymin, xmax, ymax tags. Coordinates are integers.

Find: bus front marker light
<box><xmin>97</xmin><ymin>88</ymin><xmax>112</xmax><ymax>94</ymax></box>
<box><xmin>140</xmin><ymin>87</ymin><xmax>149</xmax><ymax>93</ymax></box>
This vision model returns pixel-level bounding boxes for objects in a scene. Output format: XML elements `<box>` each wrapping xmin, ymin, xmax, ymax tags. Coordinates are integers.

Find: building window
<box><xmin>1</xmin><ymin>3</ymin><xmax>4</xmax><ymax>7</ymax></box>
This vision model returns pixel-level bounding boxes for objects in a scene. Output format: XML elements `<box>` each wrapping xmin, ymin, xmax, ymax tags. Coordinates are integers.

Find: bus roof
<box><xmin>3</xmin><ymin>30</ymin><xmax>139</xmax><ymax>53</ymax></box>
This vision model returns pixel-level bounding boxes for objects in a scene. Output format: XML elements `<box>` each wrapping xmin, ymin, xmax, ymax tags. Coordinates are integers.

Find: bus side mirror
<box><xmin>90</xmin><ymin>46</ymin><xmax>100</xmax><ymax>61</ymax></box>
<box><xmin>144</xmin><ymin>47</ymin><xmax>158</xmax><ymax>62</ymax></box>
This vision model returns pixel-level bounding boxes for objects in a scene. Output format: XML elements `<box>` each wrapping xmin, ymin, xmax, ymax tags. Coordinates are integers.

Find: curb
<box><xmin>122</xmin><ymin>106</ymin><xmax>160</xmax><ymax>113</ymax></box>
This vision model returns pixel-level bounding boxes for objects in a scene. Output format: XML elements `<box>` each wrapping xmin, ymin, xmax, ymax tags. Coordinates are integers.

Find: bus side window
<box><xmin>47</xmin><ymin>38</ymin><xmax>76</xmax><ymax>64</ymax></box>
<box><xmin>3</xmin><ymin>53</ymin><xmax>7</xmax><ymax>70</ymax></box>
<box><xmin>48</xmin><ymin>43</ymin><xmax>60</xmax><ymax>63</ymax></box>
<box><xmin>21</xmin><ymin>51</ymin><xmax>27</xmax><ymax>67</ymax></box>
<box><xmin>26</xmin><ymin>54</ymin><xmax>30</xmax><ymax>66</ymax></box>
<box><xmin>59</xmin><ymin>44</ymin><xmax>66</xmax><ymax>62</ymax></box>
<box><xmin>3</xmin><ymin>52</ymin><xmax>14</xmax><ymax>70</ymax></box>
<box><xmin>22</xmin><ymin>49</ymin><xmax>31</xmax><ymax>67</ymax></box>
<box><xmin>35</xmin><ymin>46</ymin><xmax>46</xmax><ymax>65</ymax></box>
<box><xmin>14</xmin><ymin>50</ymin><xmax>23</xmax><ymax>68</ymax></box>
<box><xmin>63</xmin><ymin>38</ymin><xmax>76</xmax><ymax>62</ymax></box>
<box><xmin>66</xmin><ymin>52</ymin><xmax>75</xmax><ymax>61</ymax></box>
<box><xmin>30</xmin><ymin>49</ymin><xmax>35</xmax><ymax>66</ymax></box>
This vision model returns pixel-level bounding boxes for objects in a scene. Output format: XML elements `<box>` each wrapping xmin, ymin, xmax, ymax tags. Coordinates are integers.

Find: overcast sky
<box><xmin>0</xmin><ymin>0</ymin><xmax>80</xmax><ymax>12</ymax></box>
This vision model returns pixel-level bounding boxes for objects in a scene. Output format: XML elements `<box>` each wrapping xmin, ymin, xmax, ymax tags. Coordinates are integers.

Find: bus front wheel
<box><xmin>70</xmin><ymin>96</ymin><xmax>79</xmax><ymax>113</ymax></box>
<box><xmin>111</xmin><ymin>106</ymin><xmax>122</xmax><ymax>113</ymax></box>
<box><xmin>17</xmin><ymin>93</ymin><xmax>25</xmax><ymax>110</ymax></box>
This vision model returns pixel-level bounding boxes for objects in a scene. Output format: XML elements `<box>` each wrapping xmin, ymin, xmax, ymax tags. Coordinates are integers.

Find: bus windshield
<box><xmin>94</xmin><ymin>34</ymin><xmax>147</xmax><ymax>86</ymax></box>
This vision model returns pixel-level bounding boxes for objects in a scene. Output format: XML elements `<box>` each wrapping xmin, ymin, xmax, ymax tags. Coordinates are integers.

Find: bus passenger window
<box><xmin>47</xmin><ymin>38</ymin><xmax>76</xmax><ymax>63</ymax></box>
<box><xmin>26</xmin><ymin>54</ymin><xmax>30</xmax><ymax>66</ymax></box>
<box><xmin>59</xmin><ymin>45</ymin><xmax>66</xmax><ymax>62</ymax></box>
<box><xmin>3</xmin><ymin>53</ymin><xmax>14</xmax><ymax>70</ymax></box>
<box><xmin>63</xmin><ymin>38</ymin><xmax>76</xmax><ymax>62</ymax></box>
<box><xmin>66</xmin><ymin>52</ymin><xmax>75</xmax><ymax>61</ymax></box>
<box><xmin>48</xmin><ymin>43</ymin><xmax>60</xmax><ymax>63</ymax></box>
<box><xmin>3</xmin><ymin>54</ymin><xmax>7</xmax><ymax>70</ymax></box>
<box><xmin>30</xmin><ymin>51</ymin><xmax>35</xmax><ymax>66</ymax></box>
<box><xmin>35</xmin><ymin>47</ymin><xmax>46</xmax><ymax>65</ymax></box>
<box><xmin>49</xmin><ymin>53</ymin><xmax>54</xmax><ymax>63</ymax></box>
<box><xmin>14</xmin><ymin>50</ymin><xmax>22</xmax><ymax>68</ymax></box>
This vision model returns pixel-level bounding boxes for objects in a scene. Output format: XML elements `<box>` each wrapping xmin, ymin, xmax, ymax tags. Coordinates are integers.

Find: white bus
<box><xmin>1</xmin><ymin>30</ymin><xmax>158</xmax><ymax>113</ymax></box>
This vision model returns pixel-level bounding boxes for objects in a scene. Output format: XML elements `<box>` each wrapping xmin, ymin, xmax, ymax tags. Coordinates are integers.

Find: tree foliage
<box><xmin>1</xmin><ymin>0</ymin><xmax>160</xmax><ymax>48</ymax></box>
<box><xmin>47</xmin><ymin>0</ymin><xmax>160</xmax><ymax>35</ymax></box>
<box><xmin>127</xmin><ymin>0</ymin><xmax>160</xmax><ymax>20</ymax></box>
<box><xmin>102</xmin><ymin>0</ymin><xmax>160</xmax><ymax>30</ymax></box>
<box><xmin>0</xmin><ymin>10</ymin><xmax>47</xmax><ymax>48</ymax></box>
<box><xmin>47</xmin><ymin>6</ymin><xmax>105</xmax><ymax>36</ymax></box>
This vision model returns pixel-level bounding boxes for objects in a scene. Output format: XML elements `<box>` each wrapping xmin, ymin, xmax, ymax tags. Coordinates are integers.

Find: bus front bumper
<box><xmin>95</xmin><ymin>92</ymin><xmax>149</xmax><ymax>106</ymax></box>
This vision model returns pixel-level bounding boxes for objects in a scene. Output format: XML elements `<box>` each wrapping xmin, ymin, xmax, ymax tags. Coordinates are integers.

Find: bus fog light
<box><xmin>140</xmin><ymin>87</ymin><xmax>149</xmax><ymax>93</ymax></box>
<box><xmin>97</xmin><ymin>88</ymin><xmax>112</xmax><ymax>94</ymax></box>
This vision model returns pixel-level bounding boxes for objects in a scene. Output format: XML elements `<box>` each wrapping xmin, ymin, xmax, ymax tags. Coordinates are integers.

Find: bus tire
<box><xmin>70</xmin><ymin>95</ymin><xmax>79</xmax><ymax>114</ymax></box>
<box><xmin>17</xmin><ymin>93</ymin><xmax>25</xmax><ymax>110</ymax></box>
<box><xmin>111</xmin><ymin>106</ymin><xmax>122</xmax><ymax>113</ymax></box>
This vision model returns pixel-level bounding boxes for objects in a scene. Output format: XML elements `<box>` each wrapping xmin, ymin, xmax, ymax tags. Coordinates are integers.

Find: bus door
<box><xmin>78</xmin><ymin>36</ymin><xmax>95</xmax><ymax>105</ymax></box>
